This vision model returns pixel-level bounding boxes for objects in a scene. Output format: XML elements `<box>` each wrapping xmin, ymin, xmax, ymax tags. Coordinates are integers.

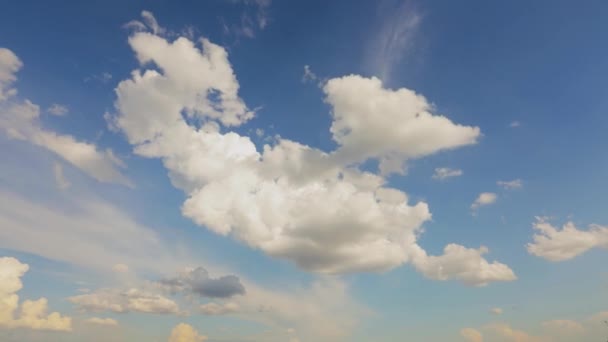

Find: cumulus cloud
<box><xmin>461</xmin><ymin>328</ymin><xmax>483</xmax><ymax>342</ymax></box>
<box><xmin>168</xmin><ymin>323</ymin><xmax>207</xmax><ymax>342</ymax></box>
<box><xmin>497</xmin><ymin>179</ymin><xmax>522</xmax><ymax>190</ymax></box>
<box><xmin>432</xmin><ymin>167</ymin><xmax>463</xmax><ymax>180</ymax></box>
<box><xmin>159</xmin><ymin>267</ymin><xmax>245</xmax><ymax>298</ymax></box>
<box><xmin>108</xmin><ymin>15</ymin><xmax>512</xmax><ymax>283</ymax></box>
<box><xmin>46</xmin><ymin>103</ymin><xmax>68</xmax><ymax>116</ymax></box>
<box><xmin>411</xmin><ymin>244</ymin><xmax>516</xmax><ymax>286</ymax></box>
<box><xmin>462</xmin><ymin>313</ymin><xmax>604</xmax><ymax>342</ymax></box>
<box><xmin>0</xmin><ymin>48</ymin><xmax>22</xmax><ymax>101</ymax></box>
<box><xmin>0</xmin><ymin>257</ymin><xmax>72</xmax><ymax>331</ymax></box>
<box><xmin>85</xmin><ymin>317</ymin><xmax>118</xmax><ymax>326</ymax></box>
<box><xmin>69</xmin><ymin>288</ymin><xmax>180</xmax><ymax>315</ymax></box>
<box><xmin>325</xmin><ymin>75</ymin><xmax>480</xmax><ymax>174</ymax></box>
<box><xmin>527</xmin><ymin>217</ymin><xmax>608</xmax><ymax>261</ymax></box>
<box><xmin>471</xmin><ymin>192</ymin><xmax>497</xmax><ymax>211</ymax></box>
<box><xmin>0</xmin><ymin>49</ymin><xmax>131</xmax><ymax>186</ymax></box>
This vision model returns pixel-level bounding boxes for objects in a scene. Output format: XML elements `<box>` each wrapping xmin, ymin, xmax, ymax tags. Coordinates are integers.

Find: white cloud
<box><xmin>491</xmin><ymin>307</ymin><xmax>503</xmax><ymax>315</ymax></box>
<box><xmin>0</xmin><ymin>257</ymin><xmax>72</xmax><ymax>331</ymax></box>
<box><xmin>471</xmin><ymin>192</ymin><xmax>497</xmax><ymax>210</ymax></box>
<box><xmin>69</xmin><ymin>288</ymin><xmax>180</xmax><ymax>315</ymax></box>
<box><xmin>0</xmin><ymin>48</ymin><xmax>22</xmax><ymax>101</ymax></box>
<box><xmin>53</xmin><ymin>162</ymin><xmax>71</xmax><ymax>190</ymax></box>
<box><xmin>168</xmin><ymin>323</ymin><xmax>207</xmax><ymax>342</ymax></box>
<box><xmin>509</xmin><ymin>121</ymin><xmax>521</xmax><ymax>128</ymax></box>
<box><xmin>85</xmin><ymin>317</ymin><xmax>118</xmax><ymax>326</ymax></box>
<box><xmin>411</xmin><ymin>244</ymin><xmax>516</xmax><ymax>286</ymax></box>
<box><xmin>497</xmin><ymin>179</ymin><xmax>522</xmax><ymax>190</ymax></box>
<box><xmin>325</xmin><ymin>75</ymin><xmax>480</xmax><ymax>174</ymax></box>
<box><xmin>108</xmin><ymin>20</ymin><xmax>512</xmax><ymax>283</ymax></box>
<box><xmin>0</xmin><ymin>49</ymin><xmax>131</xmax><ymax>187</ymax></box>
<box><xmin>47</xmin><ymin>103</ymin><xmax>68</xmax><ymax>116</ymax></box>
<box><xmin>432</xmin><ymin>167</ymin><xmax>463</xmax><ymax>180</ymax></box>
<box><xmin>527</xmin><ymin>217</ymin><xmax>608</xmax><ymax>261</ymax></box>
<box><xmin>461</xmin><ymin>328</ymin><xmax>483</xmax><ymax>342</ymax></box>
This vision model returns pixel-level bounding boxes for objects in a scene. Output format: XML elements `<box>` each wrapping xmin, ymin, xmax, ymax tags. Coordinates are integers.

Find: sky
<box><xmin>1</xmin><ymin>1</ymin><xmax>608</xmax><ymax>341</ymax></box>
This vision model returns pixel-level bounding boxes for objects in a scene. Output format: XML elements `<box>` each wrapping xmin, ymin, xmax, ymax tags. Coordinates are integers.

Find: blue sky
<box><xmin>1</xmin><ymin>1</ymin><xmax>608</xmax><ymax>341</ymax></box>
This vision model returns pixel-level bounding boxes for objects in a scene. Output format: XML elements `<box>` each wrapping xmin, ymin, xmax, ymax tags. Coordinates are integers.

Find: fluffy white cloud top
<box><xmin>106</xmin><ymin>17</ymin><xmax>514</xmax><ymax>284</ymax></box>
<box><xmin>527</xmin><ymin>217</ymin><xmax>608</xmax><ymax>261</ymax></box>
<box><xmin>0</xmin><ymin>257</ymin><xmax>72</xmax><ymax>331</ymax></box>
<box><xmin>168</xmin><ymin>323</ymin><xmax>207</xmax><ymax>342</ymax></box>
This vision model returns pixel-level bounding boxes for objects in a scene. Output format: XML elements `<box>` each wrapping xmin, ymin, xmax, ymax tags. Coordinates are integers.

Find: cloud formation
<box><xmin>0</xmin><ymin>48</ymin><xmax>21</xmax><ymax>101</ymax></box>
<box><xmin>160</xmin><ymin>267</ymin><xmax>246</xmax><ymax>298</ymax></box>
<box><xmin>85</xmin><ymin>317</ymin><xmax>118</xmax><ymax>326</ymax></box>
<box><xmin>433</xmin><ymin>167</ymin><xmax>463</xmax><ymax>180</ymax></box>
<box><xmin>527</xmin><ymin>217</ymin><xmax>608</xmax><ymax>261</ymax></box>
<box><xmin>471</xmin><ymin>192</ymin><xmax>497</xmax><ymax>210</ymax></box>
<box><xmin>168</xmin><ymin>323</ymin><xmax>207</xmax><ymax>342</ymax></box>
<box><xmin>0</xmin><ymin>48</ymin><xmax>131</xmax><ymax>186</ymax></box>
<box><xmin>0</xmin><ymin>257</ymin><xmax>72</xmax><ymax>331</ymax></box>
<box><xmin>46</xmin><ymin>103</ymin><xmax>68</xmax><ymax>116</ymax></box>
<box><xmin>497</xmin><ymin>179</ymin><xmax>522</xmax><ymax>190</ymax></box>
<box><xmin>108</xmin><ymin>16</ymin><xmax>513</xmax><ymax>284</ymax></box>
<box><xmin>69</xmin><ymin>288</ymin><xmax>180</xmax><ymax>315</ymax></box>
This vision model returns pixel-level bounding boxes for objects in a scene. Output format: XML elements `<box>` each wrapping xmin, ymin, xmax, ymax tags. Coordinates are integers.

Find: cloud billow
<box><xmin>160</xmin><ymin>267</ymin><xmax>246</xmax><ymax>298</ymax></box>
<box><xmin>107</xmin><ymin>12</ymin><xmax>515</xmax><ymax>285</ymax></box>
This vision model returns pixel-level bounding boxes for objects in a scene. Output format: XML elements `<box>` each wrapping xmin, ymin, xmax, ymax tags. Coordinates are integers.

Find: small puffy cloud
<box><xmin>527</xmin><ymin>217</ymin><xmax>608</xmax><ymax>261</ymax></box>
<box><xmin>0</xmin><ymin>47</ymin><xmax>22</xmax><ymax>101</ymax></box>
<box><xmin>69</xmin><ymin>288</ymin><xmax>180</xmax><ymax>315</ymax></box>
<box><xmin>471</xmin><ymin>192</ymin><xmax>497</xmax><ymax>210</ymax></box>
<box><xmin>0</xmin><ymin>256</ymin><xmax>72</xmax><ymax>331</ymax></box>
<box><xmin>168</xmin><ymin>323</ymin><xmax>207</xmax><ymax>342</ymax></box>
<box><xmin>411</xmin><ymin>244</ymin><xmax>516</xmax><ymax>286</ymax></box>
<box><xmin>490</xmin><ymin>307</ymin><xmax>503</xmax><ymax>315</ymax></box>
<box><xmin>199</xmin><ymin>302</ymin><xmax>239</xmax><ymax>315</ymax></box>
<box><xmin>85</xmin><ymin>317</ymin><xmax>118</xmax><ymax>326</ymax></box>
<box><xmin>325</xmin><ymin>75</ymin><xmax>480</xmax><ymax>174</ymax></box>
<box><xmin>47</xmin><ymin>103</ymin><xmax>68</xmax><ymax>116</ymax></box>
<box><xmin>160</xmin><ymin>267</ymin><xmax>245</xmax><ymax>298</ymax></box>
<box><xmin>432</xmin><ymin>167</ymin><xmax>463</xmax><ymax>180</ymax></box>
<box><xmin>497</xmin><ymin>179</ymin><xmax>522</xmax><ymax>190</ymax></box>
<box><xmin>461</xmin><ymin>328</ymin><xmax>483</xmax><ymax>342</ymax></box>
<box><xmin>112</xmin><ymin>264</ymin><xmax>129</xmax><ymax>273</ymax></box>
<box><xmin>53</xmin><ymin>162</ymin><xmax>71</xmax><ymax>190</ymax></box>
